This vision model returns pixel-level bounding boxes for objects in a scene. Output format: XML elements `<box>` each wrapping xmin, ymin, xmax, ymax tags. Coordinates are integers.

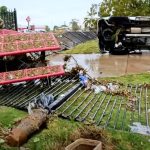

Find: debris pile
<box><xmin>27</xmin><ymin>93</ymin><xmax>54</xmax><ymax>114</ymax></box>
<box><xmin>130</xmin><ymin>122</ymin><xmax>150</xmax><ymax>136</ymax></box>
<box><xmin>126</xmin><ymin>96</ymin><xmax>137</xmax><ymax>111</ymax></box>
<box><xmin>63</xmin><ymin>55</ymin><xmax>138</xmax><ymax>112</ymax></box>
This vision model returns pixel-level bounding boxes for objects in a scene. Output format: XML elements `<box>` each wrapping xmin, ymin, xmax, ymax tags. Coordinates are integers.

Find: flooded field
<box><xmin>48</xmin><ymin>51</ymin><xmax>150</xmax><ymax>78</ymax></box>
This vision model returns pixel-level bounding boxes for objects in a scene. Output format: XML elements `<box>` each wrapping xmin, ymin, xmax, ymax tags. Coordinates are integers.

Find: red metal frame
<box><xmin>0</xmin><ymin>65</ymin><xmax>65</xmax><ymax>85</ymax></box>
<box><xmin>0</xmin><ymin>30</ymin><xmax>61</xmax><ymax>57</ymax></box>
<box><xmin>0</xmin><ymin>29</ymin><xmax>18</xmax><ymax>34</ymax></box>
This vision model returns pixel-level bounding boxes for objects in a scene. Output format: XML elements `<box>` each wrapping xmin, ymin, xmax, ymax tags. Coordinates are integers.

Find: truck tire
<box><xmin>102</xmin><ymin>28</ymin><xmax>113</xmax><ymax>42</ymax></box>
<box><xmin>110</xmin><ymin>47</ymin><xmax>129</xmax><ymax>55</ymax></box>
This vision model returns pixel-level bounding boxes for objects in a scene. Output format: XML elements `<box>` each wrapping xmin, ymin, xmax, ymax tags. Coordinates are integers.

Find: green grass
<box><xmin>1</xmin><ymin>73</ymin><xmax>150</xmax><ymax>149</ymax></box>
<box><xmin>100</xmin><ymin>72</ymin><xmax>150</xmax><ymax>85</ymax></box>
<box><xmin>62</xmin><ymin>40</ymin><xmax>99</xmax><ymax>54</ymax></box>
<box><xmin>24</xmin><ymin>117</ymin><xmax>81</xmax><ymax>150</ymax></box>
<box><xmin>0</xmin><ymin>106</ymin><xmax>27</xmax><ymax>128</ymax></box>
<box><xmin>108</xmin><ymin>129</ymin><xmax>150</xmax><ymax>150</ymax></box>
<box><xmin>0</xmin><ymin>107</ymin><xmax>81</xmax><ymax>150</ymax></box>
<box><xmin>0</xmin><ymin>106</ymin><xmax>150</xmax><ymax>150</ymax></box>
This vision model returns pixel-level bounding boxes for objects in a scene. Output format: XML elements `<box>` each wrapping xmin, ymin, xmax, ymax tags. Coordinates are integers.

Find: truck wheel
<box><xmin>102</xmin><ymin>28</ymin><xmax>113</xmax><ymax>42</ymax></box>
<box><xmin>110</xmin><ymin>47</ymin><xmax>129</xmax><ymax>55</ymax></box>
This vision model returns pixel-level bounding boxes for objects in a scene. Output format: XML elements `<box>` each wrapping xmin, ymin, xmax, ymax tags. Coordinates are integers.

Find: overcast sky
<box><xmin>1</xmin><ymin>0</ymin><xmax>101</xmax><ymax>28</ymax></box>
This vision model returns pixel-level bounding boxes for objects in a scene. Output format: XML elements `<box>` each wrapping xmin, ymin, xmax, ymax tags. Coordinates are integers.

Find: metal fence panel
<box><xmin>0</xmin><ymin>9</ymin><xmax>17</xmax><ymax>31</ymax></box>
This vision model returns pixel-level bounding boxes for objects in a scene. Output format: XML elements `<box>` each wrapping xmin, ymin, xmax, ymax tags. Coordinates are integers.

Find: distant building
<box><xmin>18</xmin><ymin>25</ymin><xmax>46</xmax><ymax>32</ymax></box>
<box><xmin>53</xmin><ymin>25</ymin><xmax>70</xmax><ymax>33</ymax></box>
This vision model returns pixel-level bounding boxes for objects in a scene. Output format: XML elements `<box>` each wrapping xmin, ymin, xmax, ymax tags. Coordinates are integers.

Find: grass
<box><xmin>0</xmin><ymin>106</ymin><xmax>150</xmax><ymax>150</ymax></box>
<box><xmin>62</xmin><ymin>40</ymin><xmax>99</xmax><ymax>54</ymax></box>
<box><xmin>108</xmin><ymin>129</ymin><xmax>150</xmax><ymax>150</ymax></box>
<box><xmin>100</xmin><ymin>72</ymin><xmax>150</xmax><ymax>85</ymax></box>
<box><xmin>0</xmin><ymin>73</ymin><xmax>150</xmax><ymax>150</ymax></box>
<box><xmin>0</xmin><ymin>106</ymin><xmax>27</xmax><ymax>128</ymax></box>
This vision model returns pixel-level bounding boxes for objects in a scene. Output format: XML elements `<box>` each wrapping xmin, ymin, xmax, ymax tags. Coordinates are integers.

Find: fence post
<box><xmin>14</xmin><ymin>8</ymin><xmax>18</xmax><ymax>31</ymax></box>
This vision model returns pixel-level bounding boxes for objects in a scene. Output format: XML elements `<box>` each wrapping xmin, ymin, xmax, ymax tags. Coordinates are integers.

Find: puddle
<box><xmin>48</xmin><ymin>52</ymin><xmax>150</xmax><ymax>78</ymax></box>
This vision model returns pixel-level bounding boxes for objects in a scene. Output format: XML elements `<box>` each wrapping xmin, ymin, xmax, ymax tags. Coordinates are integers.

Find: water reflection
<box><xmin>48</xmin><ymin>52</ymin><xmax>150</xmax><ymax>78</ymax></box>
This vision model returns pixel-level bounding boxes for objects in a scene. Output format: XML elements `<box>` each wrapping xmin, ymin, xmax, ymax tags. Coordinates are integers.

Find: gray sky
<box><xmin>1</xmin><ymin>0</ymin><xmax>101</xmax><ymax>28</ymax></box>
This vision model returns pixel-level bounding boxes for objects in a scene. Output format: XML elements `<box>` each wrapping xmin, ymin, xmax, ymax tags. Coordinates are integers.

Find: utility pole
<box><xmin>26</xmin><ymin>16</ymin><xmax>31</xmax><ymax>31</ymax></box>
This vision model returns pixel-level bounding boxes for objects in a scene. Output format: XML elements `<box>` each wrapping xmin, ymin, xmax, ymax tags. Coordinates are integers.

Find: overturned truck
<box><xmin>98</xmin><ymin>16</ymin><xmax>150</xmax><ymax>54</ymax></box>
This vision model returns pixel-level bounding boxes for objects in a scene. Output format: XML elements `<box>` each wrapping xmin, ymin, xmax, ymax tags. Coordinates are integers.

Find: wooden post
<box><xmin>6</xmin><ymin>109</ymin><xmax>48</xmax><ymax>147</ymax></box>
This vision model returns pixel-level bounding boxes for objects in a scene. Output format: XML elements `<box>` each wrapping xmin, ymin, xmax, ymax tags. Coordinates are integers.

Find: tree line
<box><xmin>1</xmin><ymin>1</ymin><xmax>150</xmax><ymax>32</ymax></box>
<box><xmin>84</xmin><ymin>0</ymin><xmax>150</xmax><ymax>31</ymax></box>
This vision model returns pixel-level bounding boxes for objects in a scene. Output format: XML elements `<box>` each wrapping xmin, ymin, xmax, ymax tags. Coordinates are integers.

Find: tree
<box><xmin>45</xmin><ymin>25</ymin><xmax>50</xmax><ymax>32</ymax></box>
<box><xmin>70</xmin><ymin>19</ymin><xmax>80</xmax><ymax>31</ymax></box>
<box><xmin>100</xmin><ymin>0</ymin><xmax>150</xmax><ymax>17</ymax></box>
<box><xmin>0</xmin><ymin>6</ymin><xmax>16</xmax><ymax>29</ymax></box>
<box><xmin>0</xmin><ymin>6</ymin><xmax>7</xmax><ymax>13</ymax></box>
<box><xmin>0</xmin><ymin>18</ymin><xmax>4</xmax><ymax>28</ymax></box>
<box><xmin>0</xmin><ymin>6</ymin><xmax>8</xmax><ymax>28</ymax></box>
<box><xmin>84</xmin><ymin>4</ymin><xmax>98</xmax><ymax>31</ymax></box>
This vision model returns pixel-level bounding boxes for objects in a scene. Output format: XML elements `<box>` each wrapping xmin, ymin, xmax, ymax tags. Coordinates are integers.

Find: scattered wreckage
<box><xmin>1</xmin><ymin>55</ymin><xmax>150</xmax><ymax>146</ymax></box>
<box><xmin>98</xmin><ymin>16</ymin><xmax>150</xmax><ymax>54</ymax></box>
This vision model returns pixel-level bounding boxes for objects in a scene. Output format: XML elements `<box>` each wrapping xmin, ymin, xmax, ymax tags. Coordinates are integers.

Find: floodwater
<box><xmin>48</xmin><ymin>51</ymin><xmax>150</xmax><ymax>78</ymax></box>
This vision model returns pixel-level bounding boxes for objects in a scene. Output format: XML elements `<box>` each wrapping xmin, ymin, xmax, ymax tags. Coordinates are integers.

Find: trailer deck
<box><xmin>0</xmin><ymin>31</ymin><xmax>60</xmax><ymax>57</ymax></box>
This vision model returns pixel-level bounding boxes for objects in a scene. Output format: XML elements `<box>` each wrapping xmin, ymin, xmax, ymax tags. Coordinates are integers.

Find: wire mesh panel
<box><xmin>0</xmin><ymin>9</ymin><xmax>18</xmax><ymax>31</ymax></box>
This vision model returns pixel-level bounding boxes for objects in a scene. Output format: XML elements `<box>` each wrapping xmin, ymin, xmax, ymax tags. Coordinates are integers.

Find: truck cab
<box><xmin>97</xmin><ymin>16</ymin><xmax>150</xmax><ymax>54</ymax></box>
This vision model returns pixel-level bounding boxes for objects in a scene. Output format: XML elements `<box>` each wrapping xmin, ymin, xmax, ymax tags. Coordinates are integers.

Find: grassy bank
<box><xmin>62</xmin><ymin>40</ymin><xmax>99</xmax><ymax>54</ymax></box>
<box><xmin>100</xmin><ymin>72</ymin><xmax>150</xmax><ymax>85</ymax></box>
<box><xmin>0</xmin><ymin>107</ymin><xmax>150</xmax><ymax>150</ymax></box>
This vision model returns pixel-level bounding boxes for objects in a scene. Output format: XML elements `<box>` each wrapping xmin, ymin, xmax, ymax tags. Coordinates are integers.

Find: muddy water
<box><xmin>48</xmin><ymin>52</ymin><xmax>150</xmax><ymax>78</ymax></box>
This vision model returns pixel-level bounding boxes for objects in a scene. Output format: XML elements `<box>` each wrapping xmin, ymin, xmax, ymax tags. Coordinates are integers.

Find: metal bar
<box><xmin>81</xmin><ymin>92</ymin><xmax>103</xmax><ymax>121</ymax></box>
<box><xmin>50</xmin><ymin>78</ymin><xmax>77</xmax><ymax>97</ymax></box>
<box><xmin>56</xmin><ymin>86</ymin><xmax>83</xmax><ymax>111</ymax></box>
<box><xmin>126</xmin><ymin>34</ymin><xmax>150</xmax><ymax>37</ymax></box>
<box><xmin>3</xmin><ymin>81</ymin><xmax>41</xmax><ymax>106</ymax></box>
<box><xmin>104</xmin><ymin>97</ymin><xmax>118</xmax><ymax>128</ymax></box>
<box><xmin>91</xmin><ymin>94</ymin><xmax>107</xmax><ymax>120</ymax></box>
<box><xmin>61</xmin><ymin>89</ymin><xmax>86</xmax><ymax>114</ymax></box>
<box><xmin>97</xmin><ymin>95</ymin><xmax>112</xmax><ymax>125</ymax></box>
<box><xmin>0</xmin><ymin>81</ymin><xmax>39</xmax><ymax>105</ymax></box>
<box><xmin>113</xmin><ymin>97</ymin><xmax>124</xmax><ymax>129</ymax></box>
<box><xmin>52</xmin><ymin>78</ymin><xmax>78</xmax><ymax>97</ymax></box>
<box><xmin>50</xmin><ymin>83</ymin><xmax>82</xmax><ymax>110</ymax></box>
<box><xmin>9</xmin><ymin>77</ymin><xmax>57</xmax><ymax>106</ymax></box>
<box><xmin>74</xmin><ymin>93</ymin><xmax>97</xmax><ymax>120</ymax></box>
<box><xmin>11</xmin><ymin>85</ymin><xmax>44</xmax><ymax>107</ymax></box>
<box><xmin>17</xmin><ymin>76</ymin><xmax>68</xmax><ymax>108</ymax></box>
<box><xmin>0</xmin><ymin>81</ymin><xmax>33</xmax><ymax>101</ymax></box>
<box><xmin>13</xmin><ymin>77</ymin><xmax>65</xmax><ymax>108</ymax></box>
<box><xmin>138</xmin><ymin>86</ymin><xmax>143</xmax><ymax>122</ymax></box>
<box><xmin>67</xmin><ymin>91</ymin><xmax>93</xmax><ymax>117</ymax></box>
<box><xmin>130</xmin><ymin>85</ymin><xmax>138</xmax><ymax>125</ymax></box>
<box><xmin>121</xmin><ymin>85</ymin><xmax>133</xmax><ymax>130</ymax></box>
<box><xmin>121</xmin><ymin>107</ymin><xmax>127</xmax><ymax>130</ymax></box>
<box><xmin>145</xmin><ymin>87</ymin><xmax>149</xmax><ymax>127</ymax></box>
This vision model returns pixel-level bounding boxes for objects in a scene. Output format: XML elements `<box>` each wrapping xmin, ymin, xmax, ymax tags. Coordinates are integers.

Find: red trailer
<box><xmin>0</xmin><ymin>29</ymin><xmax>64</xmax><ymax>85</ymax></box>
